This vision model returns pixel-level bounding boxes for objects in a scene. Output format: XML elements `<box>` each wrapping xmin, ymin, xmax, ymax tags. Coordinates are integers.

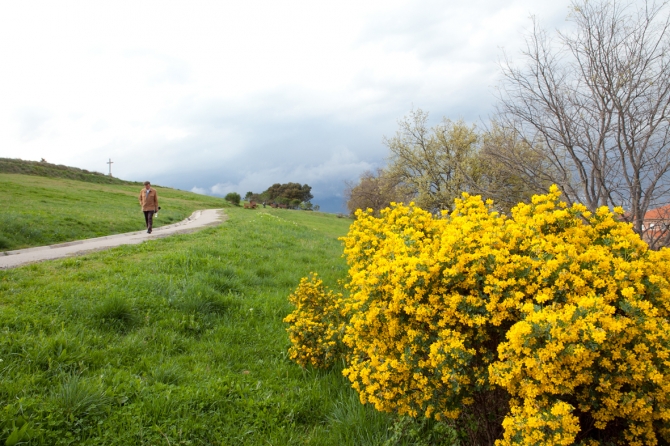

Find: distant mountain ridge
<box><xmin>0</xmin><ymin>157</ymin><xmax>138</xmax><ymax>185</ymax></box>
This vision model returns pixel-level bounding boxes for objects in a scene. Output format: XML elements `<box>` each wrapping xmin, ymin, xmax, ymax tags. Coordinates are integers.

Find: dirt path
<box><xmin>0</xmin><ymin>209</ymin><xmax>226</xmax><ymax>269</ymax></box>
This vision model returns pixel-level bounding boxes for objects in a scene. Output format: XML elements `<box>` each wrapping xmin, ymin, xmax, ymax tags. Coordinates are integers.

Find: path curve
<box><xmin>0</xmin><ymin>209</ymin><xmax>226</xmax><ymax>269</ymax></box>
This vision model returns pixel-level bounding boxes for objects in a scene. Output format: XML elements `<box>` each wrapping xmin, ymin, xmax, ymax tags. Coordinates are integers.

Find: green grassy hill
<box><xmin>0</xmin><ymin>200</ymin><xmax>413</xmax><ymax>445</ymax></box>
<box><xmin>0</xmin><ymin>166</ymin><xmax>448</xmax><ymax>445</ymax></box>
<box><xmin>0</xmin><ymin>157</ymin><xmax>135</xmax><ymax>185</ymax></box>
<box><xmin>0</xmin><ymin>173</ymin><xmax>230</xmax><ymax>251</ymax></box>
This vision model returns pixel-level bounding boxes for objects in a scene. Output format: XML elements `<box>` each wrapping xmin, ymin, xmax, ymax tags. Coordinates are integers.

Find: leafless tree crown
<box><xmin>496</xmin><ymin>0</ymin><xmax>670</xmax><ymax>248</ymax></box>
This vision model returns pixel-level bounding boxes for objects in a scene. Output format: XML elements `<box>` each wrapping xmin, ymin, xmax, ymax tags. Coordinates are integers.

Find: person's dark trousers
<box><xmin>143</xmin><ymin>211</ymin><xmax>155</xmax><ymax>233</ymax></box>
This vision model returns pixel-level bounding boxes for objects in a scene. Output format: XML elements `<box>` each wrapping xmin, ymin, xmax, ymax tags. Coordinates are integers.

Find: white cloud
<box><xmin>17</xmin><ymin>108</ymin><xmax>53</xmax><ymax>142</ymax></box>
<box><xmin>0</xmin><ymin>0</ymin><xmax>575</xmax><ymax>211</ymax></box>
<box><xmin>190</xmin><ymin>186</ymin><xmax>208</xmax><ymax>195</ymax></box>
<box><xmin>210</xmin><ymin>182</ymin><xmax>238</xmax><ymax>197</ymax></box>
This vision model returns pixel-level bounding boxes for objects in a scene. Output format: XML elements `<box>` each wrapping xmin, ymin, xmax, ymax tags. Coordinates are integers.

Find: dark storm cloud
<box><xmin>143</xmin><ymin>97</ymin><xmax>389</xmax><ymax>212</ymax></box>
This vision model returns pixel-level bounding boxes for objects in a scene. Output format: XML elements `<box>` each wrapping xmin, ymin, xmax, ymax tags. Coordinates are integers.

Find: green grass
<box><xmin>0</xmin><ymin>171</ymin><xmax>459</xmax><ymax>445</ymax></box>
<box><xmin>0</xmin><ymin>206</ymin><xmax>423</xmax><ymax>445</ymax></box>
<box><xmin>0</xmin><ymin>174</ymin><xmax>231</xmax><ymax>251</ymax></box>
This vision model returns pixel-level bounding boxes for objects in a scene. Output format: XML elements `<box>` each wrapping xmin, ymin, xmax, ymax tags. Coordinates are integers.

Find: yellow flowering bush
<box><xmin>284</xmin><ymin>273</ymin><xmax>346</xmax><ymax>369</ymax></box>
<box><xmin>285</xmin><ymin>186</ymin><xmax>670</xmax><ymax>445</ymax></box>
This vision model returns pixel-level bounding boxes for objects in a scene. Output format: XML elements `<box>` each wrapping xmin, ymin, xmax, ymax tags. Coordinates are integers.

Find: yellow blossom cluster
<box><xmin>285</xmin><ymin>186</ymin><xmax>670</xmax><ymax>444</ymax></box>
<box><xmin>500</xmin><ymin>399</ymin><xmax>581</xmax><ymax>445</ymax></box>
<box><xmin>284</xmin><ymin>273</ymin><xmax>346</xmax><ymax>369</ymax></box>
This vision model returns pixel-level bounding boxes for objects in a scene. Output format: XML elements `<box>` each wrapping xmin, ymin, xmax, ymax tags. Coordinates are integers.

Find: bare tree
<box><xmin>344</xmin><ymin>168</ymin><xmax>409</xmax><ymax>215</ymax></box>
<box><xmin>496</xmin><ymin>0</ymin><xmax>670</xmax><ymax>248</ymax></box>
<box><xmin>472</xmin><ymin>122</ymin><xmax>555</xmax><ymax>213</ymax></box>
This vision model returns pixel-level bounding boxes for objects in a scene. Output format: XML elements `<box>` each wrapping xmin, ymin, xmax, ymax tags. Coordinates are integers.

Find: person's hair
<box><xmin>143</xmin><ymin>181</ymin><xmax>151</xmax><ymax>185</ymax></box>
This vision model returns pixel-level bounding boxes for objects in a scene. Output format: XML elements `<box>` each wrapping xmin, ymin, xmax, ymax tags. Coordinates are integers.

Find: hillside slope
<box><xmin>0</xmin><ymin>205</ymin><xmax>378</xmax><ymax>445</ymax></box>
<box><xmin>0</xmin><ymin>157</ymin><xmax>136</xmax><ymax>185</ymax></box>
<box><xmin>0</xmin><ymin>173</ymin><xmax>230</xmax><ymax>251</ymax></box>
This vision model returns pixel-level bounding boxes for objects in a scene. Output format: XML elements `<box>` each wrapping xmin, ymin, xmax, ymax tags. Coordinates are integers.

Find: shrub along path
<box><xmin>0</xmin><ymin>209</ymin><xmax>225</xmax><ymax>269</ymax></box>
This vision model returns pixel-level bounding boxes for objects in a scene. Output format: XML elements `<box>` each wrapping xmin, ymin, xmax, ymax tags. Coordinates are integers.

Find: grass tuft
<box><xmin>180</xmin><ymin>292</ymin><xmax>232</xmax><ymax>316</ymax></box>
<box><xmin>327</xmin><ymin>387</ymin><xmax>395</xmax><ymax>445</ymax></box>
<box><xmin>149</xmin><ymin>363</ymin><xmax>184</xmax><ymax>386</ymax></box>
<box><xmin>51</xmin><ymin>375</ymin><xmax>112</xmax><ymax>420</ymax></box>
<box><xmin>95</xmin><ymin>296</ymin><xmax>139</xmax><ymax>332</ymax></box>
<box><xmin>206</xmin><ymin>271</ymin><xmax>242</xmax><ymax>294</ymax></box>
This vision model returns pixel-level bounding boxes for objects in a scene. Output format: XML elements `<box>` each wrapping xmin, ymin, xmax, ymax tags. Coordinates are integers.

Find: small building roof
<box><xmin>644</xmin><ymin>204</ymin><xmax>670</xmax><ymax>221</ymax></box>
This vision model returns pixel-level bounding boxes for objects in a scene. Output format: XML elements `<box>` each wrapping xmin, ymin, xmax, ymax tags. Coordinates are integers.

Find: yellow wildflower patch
<box><xmin>284</xmin><ymin>186</ymin><xmax>670</xmax><ymax>444</ymax></box>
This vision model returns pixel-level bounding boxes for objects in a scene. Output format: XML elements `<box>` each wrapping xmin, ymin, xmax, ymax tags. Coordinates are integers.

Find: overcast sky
<box><xmin>0</xmin><ymin>0</ymin><xmax>572</xmax><ymax>212</ymax></box>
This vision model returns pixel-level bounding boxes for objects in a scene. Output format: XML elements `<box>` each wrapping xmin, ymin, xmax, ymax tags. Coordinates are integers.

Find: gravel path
<box><xmin>0</xmin><ymin>209</ymin><xmax>226</xmax><ymax>269</ymax></box>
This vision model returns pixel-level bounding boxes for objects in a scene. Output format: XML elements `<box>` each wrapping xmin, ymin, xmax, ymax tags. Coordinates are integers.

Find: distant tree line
<box><xmin>243</xmin><ymin>182</ymin><xmax>318</xmax><ymax>210</ymax></box>
<box><xmin>345</xmin><ymin>113</ymin><xmax>546</xmax><ymax>216</ymax></box>
<box><xmin>346</xmin><ymin>0</ymin><xmax>670</xmax><ymax>249</ymax></box>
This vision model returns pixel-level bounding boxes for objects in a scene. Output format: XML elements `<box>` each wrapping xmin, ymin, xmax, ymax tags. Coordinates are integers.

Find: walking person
<box><xmin>139</xmin><ymin>181</ymin><xmax>159</xmax><ymax>233</ymax></box>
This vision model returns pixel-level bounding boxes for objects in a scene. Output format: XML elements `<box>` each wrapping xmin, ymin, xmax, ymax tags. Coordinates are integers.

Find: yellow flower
<box><xmin>285</xmin><ymin>187</ymin><xmax>670</xmax><ymax>444</ymax></box>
